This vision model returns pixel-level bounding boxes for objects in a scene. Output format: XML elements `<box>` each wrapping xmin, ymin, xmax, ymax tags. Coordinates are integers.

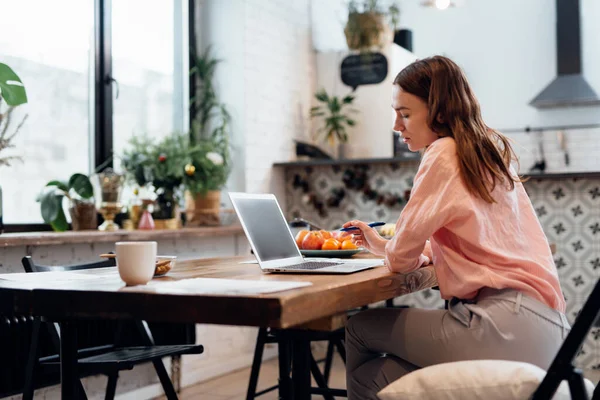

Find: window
<box><xmin>0</xmin><ymin>0</ymin><xmax>189</xmax><ymax>227</ymax></box>
<box><xmin>112</xmin><ymin>0</ymin><xmax>189</xmax><ymax>161</ymax></box>
<box><xmin>0</xmin><ymin>0</ymin><xmax>94</xmax><ymax>224</ymax></box>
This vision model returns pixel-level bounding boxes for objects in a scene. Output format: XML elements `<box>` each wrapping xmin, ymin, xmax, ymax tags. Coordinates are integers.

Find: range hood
<box><xmin>530</xmin><ymin>0</ymin><xmax>600</xmax><ymax>108</ymax></box>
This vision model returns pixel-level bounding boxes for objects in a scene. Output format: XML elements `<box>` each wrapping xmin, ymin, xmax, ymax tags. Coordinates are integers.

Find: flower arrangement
<box><xmin>120</xmin><ymin>133</ymin><xmax>188</xmax><ymax>219</ymax></box>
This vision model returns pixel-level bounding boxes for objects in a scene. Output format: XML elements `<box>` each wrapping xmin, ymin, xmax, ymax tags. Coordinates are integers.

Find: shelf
<box><xmin>0</xmin><ymin>225</ymin><xmax>245</xmax><ymax>248</ymax></box>
<box><xmin>272</xmin><ymin>156</ymin><xmax>420</xmax><ymax>168</ymax></box>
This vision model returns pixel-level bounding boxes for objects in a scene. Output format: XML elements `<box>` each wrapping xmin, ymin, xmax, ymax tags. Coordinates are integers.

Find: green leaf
<box><xmin>50</xmin><ymin>207</ymin><xmax>69</xmax><ymax>232</ymax></box>
<box><xmin>0</xmin><ymin>63</ymin><xmax>28</xmax><ymax>106</ymax></box>
<box><xmin>315</xmin><ymin>89</ymin><xmax>329</xmax><ymax>103</ymax></box>
<box><xmin>346</xmin><ymin>118</ymin><xmax>356</xmax><ymax>126</ymax></box>
<box><xmin>46</xmin><ymin>180</ymin><xmax>69</xmax><ymax>192</ymax></box>
<box><xmin>40</xmin><ymin>192</ymin><xmax>63</xmax><ymax>224</ymax></box>
<box><xmin>68</xmin><ymin>173</ymin><xmax>93</xmax><ymax>199</ymax></box>
<box><xmin>342</xmin><ymin>95</ymin><xmax>355</xmax><ymax>104</ymax></box>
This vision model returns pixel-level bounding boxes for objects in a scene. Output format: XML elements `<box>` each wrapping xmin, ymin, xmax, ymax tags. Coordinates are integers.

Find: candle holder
<box><xmin>95</xmin><ymin>169</ymin><xmax>125</xmax><ymax>231</ymax></box>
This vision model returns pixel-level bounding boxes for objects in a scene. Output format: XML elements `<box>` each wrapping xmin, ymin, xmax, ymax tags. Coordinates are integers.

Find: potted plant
<box><xmin>186</xmin><ymin>46</ymin><xmax>232</xmax><ymax>225</ymax></box>
<box><xmin>121</xmin><ymin>133</ymin><xmax>187</xmax><ymax>226</ymax></box>
<box><xmin>344</xmin><ymin>0</ymin><xmax>400</xmax><ymax>52</ymax></box>
<box><xmin>0</xmin><ymin>63</ymin><xmax>28</xmax><ymax>233</ymax></box>
<box><xmin>310</xmin><ymin>88</ymin><xmax>358</xmax><ymax>159</ymax></box>
<box><xmin>38</xmin><ymin>173</ymin><xmax>97</xmax><ymax>231</ymax></box>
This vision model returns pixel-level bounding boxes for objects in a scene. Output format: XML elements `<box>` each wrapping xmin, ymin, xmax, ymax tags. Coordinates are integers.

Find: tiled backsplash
<box><xmin>284</xmin><ymin>163</ymin><xmax>600</xmax><ymax>370</ymax></box>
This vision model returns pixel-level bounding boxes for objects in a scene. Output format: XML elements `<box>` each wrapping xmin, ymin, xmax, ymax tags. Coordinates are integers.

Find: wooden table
<box><xmin>0</xmin><ymin>256</ymin><xmax>438</xmax><ymax>399</ymax></box>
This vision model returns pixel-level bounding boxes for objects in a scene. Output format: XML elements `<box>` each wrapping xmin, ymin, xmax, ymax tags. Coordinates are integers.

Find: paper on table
<box><xmin>0</xmin><ymin>271</ymin><xmax>115</xmax><ymax>282</ymax></box>
<box><xmin>304</xmin><ymin>257</ymin><xmax>385</xmax><ymax>265</ymax></box>
<box><xmin>240</xmin><ymin>258</ymin><xmax>384</xmax><ymax>266</ymax></box>
<box><xmin>147</xmin><ymin>278</ymin><xmax>311</xmax><ymax>295</ymax></box>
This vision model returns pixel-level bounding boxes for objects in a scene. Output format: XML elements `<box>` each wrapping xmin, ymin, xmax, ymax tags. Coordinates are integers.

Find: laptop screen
<box><xmin>232</xmin><ymin>195</ymin><xmax>301</xmax><ymax>262</ymax></box>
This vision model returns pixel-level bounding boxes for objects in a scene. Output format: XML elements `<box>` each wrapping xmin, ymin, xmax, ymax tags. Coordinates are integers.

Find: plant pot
<box><xmin>69</xmin><ymin>200</ymin><xmax>97</xmax><ymax>231</ymax></box>
<box><xmin>153</xmin><ymin>191</ymin><xmax>177</xmax><ymax>220</ymax></box>
<box><xmin>184</xmin><ymin>190</ymin><xmax>221</xmax><ymax>226</ymax></box>
<box><xmin>344</xmin><ymin>12</ymin><xmax>391</xmax><ymax>51</ymax></box>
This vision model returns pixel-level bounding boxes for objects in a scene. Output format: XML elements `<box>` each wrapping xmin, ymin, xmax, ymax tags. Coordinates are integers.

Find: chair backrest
<box><xmin>21</xmin><ymin>256</ymin><xmax>116</xmax><ymax>273</ymax></box>
<box><xmin>532</xmin><ymin>278</ymin><xmax>600</xmax><ymax>399</ymax></box>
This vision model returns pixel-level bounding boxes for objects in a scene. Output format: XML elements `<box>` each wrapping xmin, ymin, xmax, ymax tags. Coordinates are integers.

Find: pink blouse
<box><xmin>385</xmin><ymin>137</ymin><xmax>565</xmax><ymax>312</ymax></box>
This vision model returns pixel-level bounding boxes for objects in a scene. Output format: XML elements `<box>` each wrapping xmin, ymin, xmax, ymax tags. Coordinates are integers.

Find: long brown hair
<box><xmin>393</xmin><ymin>55</ymin><xmax>521</xmax><ymax>203</ymax></box>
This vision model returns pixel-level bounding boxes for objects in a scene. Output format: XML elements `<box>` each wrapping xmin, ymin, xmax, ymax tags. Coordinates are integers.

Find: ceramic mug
<box><xmin>115</xmin><ymin>241</ymin><xmax>157</xmax><ymax>286</ymax></box>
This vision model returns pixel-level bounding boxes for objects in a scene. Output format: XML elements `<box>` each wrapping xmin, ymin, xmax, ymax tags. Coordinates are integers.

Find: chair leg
<box><xmin>246</xmin><ymin>327</ymin><xmax>267</xmax><ymax>400</ymax></box>
<box><xmin>135</xmin><ymin>320</ymin><xmax>178</xmax><ymax>400</ymax></box>
<box><xmin>23</xmin><ymin>318</ymin><xmax>42</xmax><ymax>400</ymax></box>
<box><xmin>104</xmin><ymin>372</ymin><xmax>118</xmax><ymax>400</ymax></box>
<box><xmin>310</xmin><ymin>353</ymin><xmax>335</xmax><ymax>400</ymax></box>
<box><xmin>278</xmin><ymin>335</ymin><xmax>293</xmax><ymax>399</ymax></box>
<box><xmin>322</xmin><ymin>339</ymin><xmax>335</xmax><ymax>385</ymax></box>
<box><xmin>334</xmin><ymin>338</ymin><xmax>346</xmax><ymax>364</ymax></box>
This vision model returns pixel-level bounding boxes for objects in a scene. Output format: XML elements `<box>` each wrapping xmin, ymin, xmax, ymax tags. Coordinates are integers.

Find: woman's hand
<box><xmin>342</xmin><ymin>220</ymin><xmax>387</xmax><ymax>256</ymax></box>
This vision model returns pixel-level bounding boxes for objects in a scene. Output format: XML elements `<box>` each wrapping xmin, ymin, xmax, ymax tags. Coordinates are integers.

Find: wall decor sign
<box><xmin>341</xmin><ymin>52</ymin><xmax>388</xmax><ymax>89</ymax></box>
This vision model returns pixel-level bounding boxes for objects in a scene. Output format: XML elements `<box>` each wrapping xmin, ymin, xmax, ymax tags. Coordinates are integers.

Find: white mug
<box><xmin>115</xmin><ymin>241</ymin><xmax>157</xmax><ymax>286</ymax></box>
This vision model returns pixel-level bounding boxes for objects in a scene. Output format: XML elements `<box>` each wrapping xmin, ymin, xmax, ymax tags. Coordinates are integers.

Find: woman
<box><xmin>343</xmin><ymin>56</ymin><xmax>568</xmax><ymax>400</ymax></box>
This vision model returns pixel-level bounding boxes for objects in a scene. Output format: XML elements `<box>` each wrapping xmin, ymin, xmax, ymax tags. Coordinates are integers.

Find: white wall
<box><xmin>243</xmin><ymin>0</ymin><xmax>316</xmax><ymax>198</ymax></box>
<box><xmin>196</xmin><ymin>0</ymin><xmax>316</xmax><ymax>203</ymax></box>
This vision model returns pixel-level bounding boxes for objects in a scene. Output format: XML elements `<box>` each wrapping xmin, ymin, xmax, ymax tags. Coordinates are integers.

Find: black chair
<box><xmin>532</xmin><ymin>278</ymin><xmax>600</xmax><ymax>399</ymax></box>
<box><xmin>246</xmin><ymin>327</ymin><xmax>347</xmax><ymax>399</ymax></box>
<box><xmin>21</xmin><ymin>256</ymin><xmax>204</xmax><ymax>400</ymax></box>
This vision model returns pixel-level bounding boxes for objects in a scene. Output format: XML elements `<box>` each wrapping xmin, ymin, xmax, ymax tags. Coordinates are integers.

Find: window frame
<box><xmin>4</xmin><ymin>0</ymin><xmax>195</xmax><ymax>233</ymax></box>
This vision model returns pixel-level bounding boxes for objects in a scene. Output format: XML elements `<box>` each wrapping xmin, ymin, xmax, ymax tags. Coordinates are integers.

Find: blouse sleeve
<box><xmin>385</xmin><ymin>141</ymin><xmax>465</xmax><ymax>273</ymax></box>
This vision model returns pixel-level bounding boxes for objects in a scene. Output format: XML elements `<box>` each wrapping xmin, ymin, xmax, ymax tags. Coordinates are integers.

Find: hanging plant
<box><xmin>344</xmin><ymin>0</ymin><xmax>400</xmax><ymax>52</ymax></box>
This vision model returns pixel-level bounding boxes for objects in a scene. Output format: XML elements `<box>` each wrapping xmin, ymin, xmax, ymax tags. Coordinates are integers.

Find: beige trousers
<box><xmin>345</xmin><ymin>288</ymin><xmax>570</xmax><ymax>400</ymax></box>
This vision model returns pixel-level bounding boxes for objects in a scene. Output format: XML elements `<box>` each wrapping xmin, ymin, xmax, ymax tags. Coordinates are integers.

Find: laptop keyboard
<box><xmin>285</xmin><ymin>261</ymin><xmax>343</xmax><ymax>270</ymax></box>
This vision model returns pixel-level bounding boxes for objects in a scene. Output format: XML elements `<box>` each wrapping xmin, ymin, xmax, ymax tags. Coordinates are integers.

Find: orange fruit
<box><xmin>321</xmin><ymin>238</ymin><xmax>341</xmax><ymax>250</ymax></box>
<box><xmin>319</xmin><ymin>230</ymin><xmax>333</xmax><ymax>240</ymax></box>
<box><xmin>295</xmin><ymin>230</ymin><xmax>310</xmax><ymax>248</ymax></box>
<box><xmin>341</xmin><ymin>239</ymin><xmax>358</xmax><ymax>250</ymax></box>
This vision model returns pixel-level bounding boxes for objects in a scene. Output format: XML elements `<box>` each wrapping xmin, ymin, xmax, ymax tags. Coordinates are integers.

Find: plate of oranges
<box><xmin>294</xmin><ymin>229</ymin><xmax>362</xmax><ymax>258</ymax></box>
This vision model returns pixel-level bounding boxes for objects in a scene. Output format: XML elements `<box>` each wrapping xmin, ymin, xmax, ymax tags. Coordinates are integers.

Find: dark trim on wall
<box><xmin>94</xmin><ymin>0</ymin><xmax>113</xmax><ymax>170</ymax></box>
<box><xmin>4</xmin><ymin>224</ymin><xmax>56</xmax><ymax>233</ymax></box>
<box><xmin>188</xmin><ymin>0</ymin><xmax>196</xmax><ymax>135</ymax></box>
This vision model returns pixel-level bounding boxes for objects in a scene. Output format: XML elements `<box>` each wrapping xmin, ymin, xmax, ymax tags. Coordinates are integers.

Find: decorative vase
<box><xmin>95</xmin><ymin>169</ymin><xmax>125</xmax><ymax>231</ymax></box>
<box><xmin>184</xmin><ymin>190</ymin><xmax>221</xmax><ymax>226</ymax></box>
<box><xmin>138</xmin><ymin>209</ymin><xmax>155</xmax><ymax>230</ymax></box>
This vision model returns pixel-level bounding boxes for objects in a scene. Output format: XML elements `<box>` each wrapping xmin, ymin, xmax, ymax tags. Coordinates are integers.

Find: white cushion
<box><xmin>377</xmin><ymin>360</ymin><xmax>595</xmax><ymax>400</ymax></box>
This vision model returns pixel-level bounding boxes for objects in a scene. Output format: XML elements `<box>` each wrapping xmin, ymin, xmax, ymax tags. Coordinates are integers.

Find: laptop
<box><xmin>229</xmin><ymin>192</ymin><xmax>380</xmax><ymax>274</ymax></box>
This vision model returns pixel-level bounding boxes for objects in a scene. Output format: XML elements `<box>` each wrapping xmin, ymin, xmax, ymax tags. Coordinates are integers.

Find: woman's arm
<box><xmin>385</xmin><ymin>141</ymin><xmax>465</xmax><ymax>273</ymax></box>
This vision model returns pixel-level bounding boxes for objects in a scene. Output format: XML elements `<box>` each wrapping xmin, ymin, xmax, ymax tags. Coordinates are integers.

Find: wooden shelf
<box><xmin>273</xmin><ymin>158</ymin><xmax>600</xmax><ymax>181</ymax></box>
<box><xmin>0</xmin><ymin>225</ymin><xmax>245</xmax><ymax>248</ymax></box>
<box><xmin>272</xmin><ymin>156</ymin><xmax>420</xmax><ymax>168</ymax></box>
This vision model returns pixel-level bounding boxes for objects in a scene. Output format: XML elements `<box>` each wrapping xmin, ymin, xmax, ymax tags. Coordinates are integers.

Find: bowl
<box><xmin>155</xmin><ymin>255</ymin><xmax>177</xmax><ymax>277</ymax></box>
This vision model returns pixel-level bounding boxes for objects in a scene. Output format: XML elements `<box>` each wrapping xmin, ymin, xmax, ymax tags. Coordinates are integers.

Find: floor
<box><xmin>156</xmin><ymin>350</ymin><xmax>347</xmax><ymax>400</ymax></box>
